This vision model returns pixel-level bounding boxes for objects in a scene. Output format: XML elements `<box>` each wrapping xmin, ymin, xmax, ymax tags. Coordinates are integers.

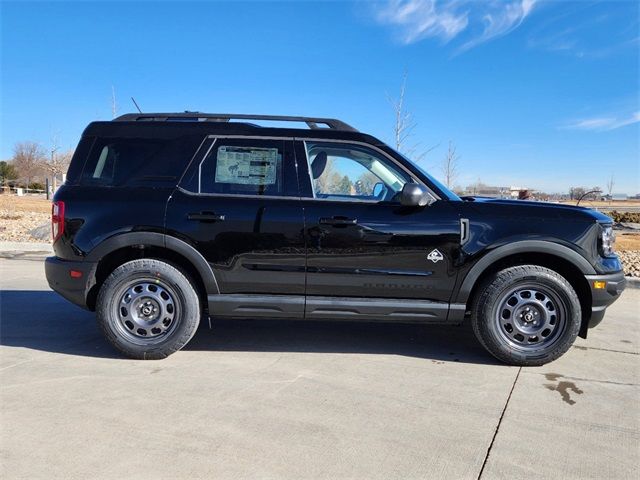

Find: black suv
<box><xmin>45</xmin><ymin>113</ymin><xmax>626</xmax><ymax>365</ymax></box>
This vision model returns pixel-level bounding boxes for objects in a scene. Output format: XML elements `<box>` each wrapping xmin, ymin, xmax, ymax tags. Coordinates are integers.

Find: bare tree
<box><xmin>43</xmin><ymin>147</ymin><xmax>73</xmax><ymax>191</ymax></box>
<box><xmin>388</xmin><ymin>71</ymin><xmax>436</xmax><ymax>163</ymax></box>
<box><xmin>469</xmin><ymin>178</ymin><xmax>487</xmax><ymax>196</ymax></box>
<box><xmin>12</xmin><ymin>141</ymin><xmax>46</xmax><ymax>191</ymax></box>
<box><xmin>606</xmin><ymin>174</ymin><xmax>614</xmax><ymax>203</ymax></box>
<box><xmin>111</xmin><ymin>85</ymin><xmax>118</xmax><ymax>119</ymax></box>
<box><xmin>39</xmin><ymin>135</ymin><xmax>73</xmax><ymax>192</ymax></box>
<box><xmin>442</xmin><ymin>141</ymin><xmax>460</xmax><ymax>188</ymax></box>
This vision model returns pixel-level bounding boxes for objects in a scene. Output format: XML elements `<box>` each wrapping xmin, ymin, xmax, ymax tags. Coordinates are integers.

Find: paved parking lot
<box><xmin>1</xmin><ymin>256</ymin><xmax>638</xmax><ymax>479</ymax></box>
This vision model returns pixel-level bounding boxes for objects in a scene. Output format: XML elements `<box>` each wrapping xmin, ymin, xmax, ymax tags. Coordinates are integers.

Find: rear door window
<box><xmin>194</xmin><ymin>138</ymin><xmax>298</xmax><ymax>197</ymax></box>
<box><xmin>81</xmin><ymin>136</ymin><xmax>203</xmax><ymax>187</ymax></box>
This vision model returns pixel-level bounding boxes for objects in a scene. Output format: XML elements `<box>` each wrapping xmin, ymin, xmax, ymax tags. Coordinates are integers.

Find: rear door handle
<box><xmin>187</xmin><ymin>212</ymin><xmax>225</xmax><ymax>222</ymax></box>
<box><xmin>319</xmin><ymin>216</ymin><xmax>357</xmax><ymax>226</ymax></box>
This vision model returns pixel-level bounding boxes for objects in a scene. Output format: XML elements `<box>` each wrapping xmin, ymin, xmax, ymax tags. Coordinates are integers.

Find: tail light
<box><xmin>52</xmin><ymin>201</ymin><xmax>65</xmax><ymax>242</ymax></box>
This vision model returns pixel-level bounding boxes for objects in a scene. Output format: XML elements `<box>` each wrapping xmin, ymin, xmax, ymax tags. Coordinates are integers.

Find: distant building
<box><xmin>604</xmin><ymin>193</ymin><xmax>629</xmax><ymax>201</ymax></box>
<box><xmin>463</xmin><ymin>184</ymin><xmax>534</xmax><ymax>200</ymax></box>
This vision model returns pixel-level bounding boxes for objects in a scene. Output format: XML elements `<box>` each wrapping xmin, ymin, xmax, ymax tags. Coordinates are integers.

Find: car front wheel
<box><xmin>96</xmin><ymin>259</ymin><xmax>201</xmax><ymax>359</ymax></box>
<box><xmin>471</xmin><ymin>265</ymin><xmax>581</xmax><ymax>366</ymax></box>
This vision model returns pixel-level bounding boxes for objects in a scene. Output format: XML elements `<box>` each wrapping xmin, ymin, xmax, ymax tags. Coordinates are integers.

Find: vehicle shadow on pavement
<box><xmin>0</xmin><ymin>290</ymin><xmax>121</xmax><ymax>359</ymax></box>
<box><xmin>0</xmin><ymin>290</ymin><xmax>499</xmax><ymax>365</ymax></box>
<box><xmin>186</xmin><ymin>319</ymin><xmax>499</xmax><ymax>365</ymax></box>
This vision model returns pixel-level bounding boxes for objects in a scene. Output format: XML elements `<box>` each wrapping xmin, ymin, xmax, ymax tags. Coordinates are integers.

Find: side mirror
<box><xmin>400</xmin><ymin>183</ymin><xmax>431</xmax><ymax>207</ymax></box>
<box><xmin>372</xmin><ymin>182</ymin><xmax>386</xmax><ymax>198</ymax></box>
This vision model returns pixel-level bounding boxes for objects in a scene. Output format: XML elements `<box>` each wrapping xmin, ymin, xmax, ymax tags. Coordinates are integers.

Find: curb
<box><xmin>626</xmin><ymin>276</ymin><xmax>640</xmax><ymax>290</ymax></box>
<box><xmin>0</xmin><ymin>241</ymin><xmax>52</xmax><ymax>258</ymax></box>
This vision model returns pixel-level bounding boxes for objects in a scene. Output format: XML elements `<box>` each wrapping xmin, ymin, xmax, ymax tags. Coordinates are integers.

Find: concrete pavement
<box><xmin>1</xmin><ymin>256</ymin><xmax>638</xmax><ymax>479</ymax></box>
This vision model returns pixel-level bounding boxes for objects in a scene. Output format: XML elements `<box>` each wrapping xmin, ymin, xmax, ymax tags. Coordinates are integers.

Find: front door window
<box><xmin>304</xmin><ymin>142</ymin><xmax>412</xmax><ymax>202</ymax></box>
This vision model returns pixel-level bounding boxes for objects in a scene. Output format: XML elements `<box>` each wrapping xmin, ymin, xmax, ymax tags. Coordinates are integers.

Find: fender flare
<box><xmin>86</xmin><ymin>232</ymin><xmax>220</xmax><ymax>294</ymax></box>
<box><xmin>454</xmin><ymin>240</ymin><xmax>596</xmax><ymax>304</ymax></box>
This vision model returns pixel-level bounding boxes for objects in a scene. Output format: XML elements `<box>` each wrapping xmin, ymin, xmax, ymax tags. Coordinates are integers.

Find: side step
<box><xmin>208</xmin><ymin>294</ymin><xmax>465</xmax><ymax>324</ymax></box>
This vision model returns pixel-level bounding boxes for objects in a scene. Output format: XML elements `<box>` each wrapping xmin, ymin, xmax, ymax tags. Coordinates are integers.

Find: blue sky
<box><xmin>1</xmin><ymin>0</ymin><xmax>638</xmax><ymax>193</ymax></box>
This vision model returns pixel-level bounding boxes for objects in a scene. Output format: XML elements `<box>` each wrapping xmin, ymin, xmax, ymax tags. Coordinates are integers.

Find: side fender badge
<box><xmin>427</xmin><ymin>249</ymin><xmax>444</xmax><ymax>263</ymax></box>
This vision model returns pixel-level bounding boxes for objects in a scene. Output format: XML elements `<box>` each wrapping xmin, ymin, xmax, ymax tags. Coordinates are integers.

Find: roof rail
<box><xmin>113</xmin><ymin>112</ymin><xmax>358</xmax><ymax>132</ymax></box>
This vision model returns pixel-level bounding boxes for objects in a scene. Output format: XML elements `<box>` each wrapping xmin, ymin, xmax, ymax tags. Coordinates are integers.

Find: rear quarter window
<box><xmin>80</xmin><ymin>135</ymin><xmax>203</xmax><ymax>187</ymax></box>
<box><xmin>65</xmin><ymin>136</ymin><xmax>95</xmax><ymax>184</ymax></box>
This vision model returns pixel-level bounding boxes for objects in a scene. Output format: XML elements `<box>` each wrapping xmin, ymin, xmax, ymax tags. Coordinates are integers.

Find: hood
<box><xmin>462</xmin><ymin>197</ymin><xmax>613</xmax><ymax>223</ymax></box>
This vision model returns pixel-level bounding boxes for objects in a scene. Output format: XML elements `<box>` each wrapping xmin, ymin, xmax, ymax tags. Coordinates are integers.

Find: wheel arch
<box><xmin>85</xmin><ymin>232</ymin><xmax>219</xmax><ymax>311</ymax></box>
<box><xmin>456</xmin><ymin>241</ymin><xmax>595</xmax><ymax>338</ymax></box>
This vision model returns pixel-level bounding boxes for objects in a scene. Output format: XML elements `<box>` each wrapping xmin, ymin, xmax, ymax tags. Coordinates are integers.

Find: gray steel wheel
<box><xmin>494</xmin><ymin>285</ymin><xmax>567</xmax><ymax>351</ymax></box>
<box><xmin>113</xmin><ymin>280</ymin><xmax>179</xmax><ymax>345</ymax></box>
<box><xmin>471</xmin><ymin>265</ymin><xmax>581</xmax><ymax>366</ymax></box>
<box><xmin>96</xmin><ymin>259</ymin><xmax>201</xmax><ymax>359</ymax></box>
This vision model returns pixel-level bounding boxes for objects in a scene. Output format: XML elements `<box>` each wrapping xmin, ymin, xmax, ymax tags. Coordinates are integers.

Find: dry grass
<box><xmin>0</xmin><ymin>194</ymin><xmax>51</xmax><ymax>214</ymax></box>
<box><xmin>617</xmin><ymin>233</ymin><xmax>640</xmax><ymax>252</ymax></box>
<box><xmin>559</xmin><ymin>200</ymin><xmax>640</xmax><ymax>208</ymax></box>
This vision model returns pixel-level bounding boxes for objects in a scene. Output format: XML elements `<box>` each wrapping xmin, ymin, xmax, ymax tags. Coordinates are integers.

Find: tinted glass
<box><xmin>66</xmin><ymin>136</ymin><xmax>95</xmax><ymax>184</ymax></box>
<box><xmin>80</xmin><ymin>135</ymin><xmax>203</xmax><ymax>187</ymax></box>
<box><xmin>305</xmin><ymin>142</ymin><xmax>412</xmax><ymax>202</ymax></box>
<box><xmin>198</xmin><ymin>139</ymin><xmax>298</xmax><ymax>196</ymax></box>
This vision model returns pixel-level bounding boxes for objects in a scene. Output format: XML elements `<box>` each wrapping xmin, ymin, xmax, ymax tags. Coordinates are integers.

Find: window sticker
<box><xmin>215</xmin><ymin>146</ymin><xmax>279</xmax><ymax>185</ymax></box>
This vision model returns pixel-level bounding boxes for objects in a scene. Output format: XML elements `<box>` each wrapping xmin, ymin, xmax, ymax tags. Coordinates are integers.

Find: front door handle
<box><xmin>319</xmin><ymin>216</ymin><xmax>357</xmax><ymax>226</ymax></box>
<box><xmin>187</xmin><ymin>212</ymin><xmax>226</xmax><ymax>222</ymax></box>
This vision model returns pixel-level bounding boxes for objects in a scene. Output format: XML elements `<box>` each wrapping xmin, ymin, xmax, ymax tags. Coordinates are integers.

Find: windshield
<box><xmin>397</xmin><ymin>152</ymin><xmax>462</xmax><ymax>201</ymax></box>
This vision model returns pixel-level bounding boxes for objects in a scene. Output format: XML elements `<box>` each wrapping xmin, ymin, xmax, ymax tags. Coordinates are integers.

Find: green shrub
<box><xmin>26</xmin><ymin>182</ymin><xmax>45</xmax><ymax>191</ymax></box>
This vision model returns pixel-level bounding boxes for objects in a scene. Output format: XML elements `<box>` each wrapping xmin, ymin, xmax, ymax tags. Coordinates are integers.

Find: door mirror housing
<box><xmin>400</xmin><ymin>183</ymin><xmax>432</xmax><ymax>207</ymax></box>
<box><xmin>372</xmin><ymin>182</ymin><xmax>386</xmax><ymax>199</ymax></box>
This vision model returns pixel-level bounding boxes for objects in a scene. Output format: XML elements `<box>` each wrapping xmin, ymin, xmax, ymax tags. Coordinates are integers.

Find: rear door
<box><xmin>165</xmin><ymin>136</ymin><xmax>306</xmax><ymax>318</ymax></box>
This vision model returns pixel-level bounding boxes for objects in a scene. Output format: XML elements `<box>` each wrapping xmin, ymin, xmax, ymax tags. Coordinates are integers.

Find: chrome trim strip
<box><xmin>175</xmin><ymin>135</ymin><xmax>209</xmax><ymax>187</ymax></box>
<box><xmin>197</xmin><ymin>138</ymin><xmax>218</xmax><ymax>194</ymax></box>
<box><xmin>177</xmin><ymin>186</ymin><xmax>301</xmax><ymax>201</ymax></box>
<box><xmin>302</xmin><ymin>140</ymin><xmax>316</xmax><ymax>198</ymax></box>
<box><xmin>205</xmin><ymin>135</ymin><xmax>296</xmax><ymax>141</ymax></box>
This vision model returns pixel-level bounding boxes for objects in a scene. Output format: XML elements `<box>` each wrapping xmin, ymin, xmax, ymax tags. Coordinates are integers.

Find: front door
<box><xmin>166</xmin><ymin>136</ymin><xmax>306</xmax><ymax>318</ymax></box>
<box><xmin>295</xmin><ymin>139</ymin><xmax>461</xmax><ymax>321</ymax></box>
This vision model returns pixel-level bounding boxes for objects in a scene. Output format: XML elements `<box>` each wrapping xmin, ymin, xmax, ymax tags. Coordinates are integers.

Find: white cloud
<box><xmin>457</xmin><ymin>0</ymin><xmax>536</xmax><ymax>52</ymax></box>
<box><xmin>375</xmin><ymin>0</ymin><xmax>468</xmax><ymax>44</ymax></box>
<box><xmin>563</xmin><ymin>111</ymin><xmax>640</xmax><ymax>131</ymax></box>
<box><xmin>374</xmin><ymin>0</ymin><xmax>537</xmax><ymax>51</ymax></box>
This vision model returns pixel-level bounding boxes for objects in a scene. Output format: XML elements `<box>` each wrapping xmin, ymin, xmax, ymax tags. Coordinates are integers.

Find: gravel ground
<box><xmin>0</xmin><ymin>211</ymin><xmax>50</xmax><ymax>243</ymax></box>
<box><xmin>618</xmin><ymin>251</ymin><xmax>640</xmax><ymax>277</ymax></box>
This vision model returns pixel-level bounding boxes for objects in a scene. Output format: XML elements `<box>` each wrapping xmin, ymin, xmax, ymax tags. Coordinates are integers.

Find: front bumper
<box><xmin>584</xmin><ymin>270</ymin><xmax>627</xmax><ymax>329</ymax></box>
<box><xmin>45</xmin><ymin>257</ymin><xmax>97</xmax><ymax>309</ymax></box>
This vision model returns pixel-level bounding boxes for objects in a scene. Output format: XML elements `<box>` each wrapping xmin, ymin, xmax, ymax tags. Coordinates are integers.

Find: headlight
<box><xmin>600</xmin><ymin>225</ymin><xmax>616</xmax><ymax>257</ymax></box>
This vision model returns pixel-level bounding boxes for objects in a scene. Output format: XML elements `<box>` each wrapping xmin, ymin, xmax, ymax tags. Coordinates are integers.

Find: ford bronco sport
<box><xmin>45</xmin><ymin>113</ymin><xmax>626</xmax><ymax>365</ymax></box>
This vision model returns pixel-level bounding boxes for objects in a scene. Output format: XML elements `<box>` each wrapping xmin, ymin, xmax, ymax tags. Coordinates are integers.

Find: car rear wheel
<box><xmin>471</xmin><ymin>265</ymin><xmax>581</xmax><ymax>366</ymax></box>
<box><xmin>96</xmin><ymin>259</ymin><xmax>200</xmax><ymax>359</ymax></box>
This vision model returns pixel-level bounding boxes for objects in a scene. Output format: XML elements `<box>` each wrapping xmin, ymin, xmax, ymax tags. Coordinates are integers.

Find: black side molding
<box><xmin>454</xmin><ymin>240</ymin><xmax>596</xmax><ymax>304</ymax></box>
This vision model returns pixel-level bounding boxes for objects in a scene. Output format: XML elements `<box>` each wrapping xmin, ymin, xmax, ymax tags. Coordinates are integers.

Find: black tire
<box><xmin>471</xmin><ymin>265</ymin><xmax>581</xmax><ymax>366</ymax></box>
<box><xmin>96</xmin><ymin>259</ymin><xmax>201</xmax><ymax>359</ymax></box>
